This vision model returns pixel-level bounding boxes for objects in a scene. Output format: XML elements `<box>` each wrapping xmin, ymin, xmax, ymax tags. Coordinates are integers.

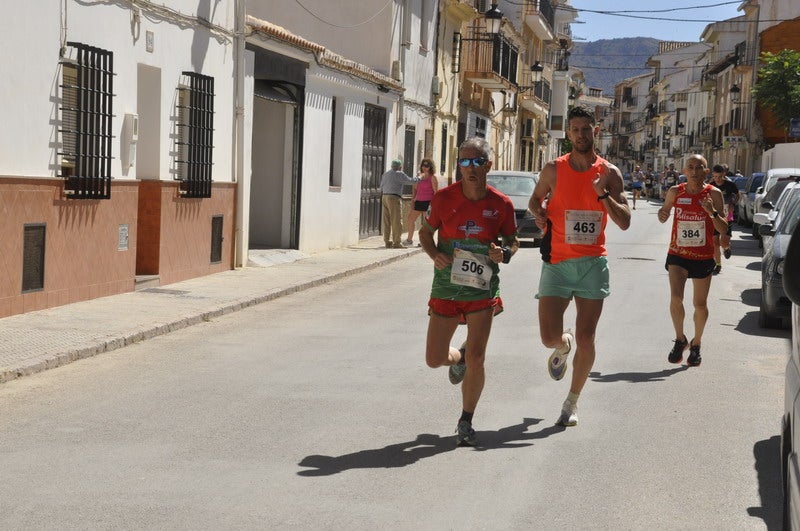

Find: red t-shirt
<box><xmin>423</xmin><ymin>182</ymin><xmax>517</xmax><ymax>300</ymax></box>
<box><xmin>668</xmin><ymin>183</ymin><xmax>716</xmax><ymax>260</ymax></box>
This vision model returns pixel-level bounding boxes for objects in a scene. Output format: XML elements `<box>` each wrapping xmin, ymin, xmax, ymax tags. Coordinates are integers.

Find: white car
<box><xmin>486</xmin><ymin>170</ymin><xmax>542</xmax><ymax>244</ymax></box>
<box><xmin>781</xmin><ymin>221</ymin><xmax>800</xmax><ymax>527</ymax></box>
<box><xmin>753</xmin><ymin>168</ymin><xmax>800</xmax><ymax>237</ymax></box>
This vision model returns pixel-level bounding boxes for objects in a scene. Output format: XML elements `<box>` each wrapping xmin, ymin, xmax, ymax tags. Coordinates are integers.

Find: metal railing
<box><xmin>59</xmin><ymin>42</ymin><xmax>114</xmax><ymax>199</ymax></box>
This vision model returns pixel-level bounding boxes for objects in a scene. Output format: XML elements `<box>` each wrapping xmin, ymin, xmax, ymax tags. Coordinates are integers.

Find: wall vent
<box><xmin>22</xmin><ymin>224</ymin><xmax>46</xmax><ymax>292</ymax></box>
<box><xmin>210</xmin><ymin>215</ymin><xmax>223</xmax><ymax>264</ymax></box>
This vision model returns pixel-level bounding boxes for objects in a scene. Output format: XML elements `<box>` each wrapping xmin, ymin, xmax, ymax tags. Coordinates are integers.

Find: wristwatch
<box><xmin>597</xmin><ymin>192</ymin><xmax>610</xmax><ymax>201</ymax></box>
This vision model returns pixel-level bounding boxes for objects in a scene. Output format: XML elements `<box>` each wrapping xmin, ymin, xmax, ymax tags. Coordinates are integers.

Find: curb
<box><xmin>0</xmin><ymin>248</ymin><xmax>424</xmax><ymax>385</ymax></box>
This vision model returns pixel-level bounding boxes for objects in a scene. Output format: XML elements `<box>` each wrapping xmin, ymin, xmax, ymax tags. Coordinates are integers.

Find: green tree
<box><xmin>752</xmin><ymin>49</ymin><xmax>800</xmax><ymax>134</ymax></box>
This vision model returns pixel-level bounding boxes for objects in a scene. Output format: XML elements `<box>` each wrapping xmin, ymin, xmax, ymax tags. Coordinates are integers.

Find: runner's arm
<box><xmin>595</xmin><ymin>164</ymin><xmax>631</xmax><ymax>230</ymax></box>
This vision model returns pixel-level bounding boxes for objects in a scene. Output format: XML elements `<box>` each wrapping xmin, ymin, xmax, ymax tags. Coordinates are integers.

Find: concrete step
<box><xmin>134</xmin><ymin>275</ymin><xmax>160</xmax><ymax>291</ymax></box>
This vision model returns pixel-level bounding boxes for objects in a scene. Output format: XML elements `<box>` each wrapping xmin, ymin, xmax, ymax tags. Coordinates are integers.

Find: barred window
<box><xmin>176</xmin><ymin>72</ymin><xmax>214</xmax><ymax>198</ymax></box>
<box><xmin>59</xmin><ymin>42</ymin><xmax>114</xmax><ymax>199</ymax></box>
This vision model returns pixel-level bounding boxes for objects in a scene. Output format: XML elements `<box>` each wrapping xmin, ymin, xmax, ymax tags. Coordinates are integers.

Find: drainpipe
<box><xmin>233</xmin><ymin>0</ymin><xmax>246</xmax><ymax>268</ymax></box>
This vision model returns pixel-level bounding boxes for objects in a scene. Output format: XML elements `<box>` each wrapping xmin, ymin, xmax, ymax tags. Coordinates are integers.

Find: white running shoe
<box><xmin>556</xmin><ymin>400</ymin><xmax>578</xmax><ymax>427</ymax></box>
<box><xmin>548</xmin><ymin>329</ymin><xmax>573</xmax><ymax>381</ymax></box>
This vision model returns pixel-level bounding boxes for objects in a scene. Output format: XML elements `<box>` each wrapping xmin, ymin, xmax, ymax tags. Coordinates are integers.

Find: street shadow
<box><xmin>735</xmin><ymin>310</ymin><xmax>791</xmax><ymax>339</ymax></box>
<box><xmin>297</xmin><ymin>417</ymin><xmax>559</xmax><ymax>476</ymax></box>
<box><xmin>589</xmin><ymin>366</ymin><xmax>688</xmax><ymax>383</ymax></box>
<box><xmin>747</xmin><ymin>435</ymin><xmax>783</xmax><ymax>530</ymax></box>
<box><xmin>746</xmin><ymin>260</ymin><xmax>763</xmax><ymax>271</ymax></box>
<box><xmin>741</xmin><ymin>288</ymin><xmax>761</xmax><ymax>307</ymax></box>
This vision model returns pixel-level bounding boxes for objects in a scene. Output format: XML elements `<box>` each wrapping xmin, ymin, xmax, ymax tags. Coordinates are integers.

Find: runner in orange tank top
<box><xmin>528</xmin><ymin>106</ymin><xmax>631</xmax><ymax>427</ymax></box>
<box><xmin>657</xmin><ymin>154</ymin><xmax>727</xmax><ymax>368</ymax></box>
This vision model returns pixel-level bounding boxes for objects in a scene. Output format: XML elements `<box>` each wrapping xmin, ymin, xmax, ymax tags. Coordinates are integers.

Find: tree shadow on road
<box><xmin>297</xmin><ymin>417</ymin><xmax>561</xmax><ymax>476</ymax></box>
<box><xmin>747</xmin><ymin>435</ymin><xmax>782</xmax><ymax>530</ymax></box>
<box><xmin>588</xmin><ymin>367</ymin><xmax>688</xmax><ymax>383</ymax></box>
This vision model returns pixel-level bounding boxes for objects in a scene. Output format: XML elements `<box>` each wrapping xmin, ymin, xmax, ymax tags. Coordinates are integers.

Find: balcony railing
<box><xmin>523</xmin><ymin>0</ymin><xmax>555</xmax><ymax>36</ymax></box>
<box><xmin>697</xmin><ymin>116</ymin><xmax>713</xmax><ymax>141</ymax></box>
<box><xmin>461</xmin><ymin>26</ymin><xmax>519</xmax><ymax>89</ymax></box>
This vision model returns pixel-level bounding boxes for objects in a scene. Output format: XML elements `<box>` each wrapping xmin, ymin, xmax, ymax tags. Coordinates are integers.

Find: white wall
<box><xmin>0</xmin><ymin>0</ymin><xmax>235</xmax><ymax>182</ymax></box>
<box><xmin>298</xmin><ymin>68</ymin><xmax>398</xmax><ymax>252</ymax></box>
<box><xmin>759</xmin><ymin>0</ymin><xmax>800</xmax><ymax>33</ymax></box>
<box><xmin>246</xmin><ymin>0</ymin><xmax>396</xmax><ymax>78</ymax></box>
<box><xmin>762</xmin><ymin>144</ymin><xmax>800</xmax><ymax>172</ymax></box>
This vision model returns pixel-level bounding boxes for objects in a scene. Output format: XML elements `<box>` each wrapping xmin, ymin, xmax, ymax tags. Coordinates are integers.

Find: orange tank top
<box><xmin>541</xmin><ymin>154</ymin><xmax>609</xmax><ymax>264</ymax></box>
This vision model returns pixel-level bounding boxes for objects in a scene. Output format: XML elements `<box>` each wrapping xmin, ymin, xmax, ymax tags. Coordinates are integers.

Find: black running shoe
<box><xmin>455</xmin><ymin>421</ymin><xmax>477</xmax><ymax>446</ymax></box>
<box><xmin>669</xmin><ymin>336</ymin><xmax>688</xmax><ymax>364</ymax></box>
<box><xmin>687</xmin><ymin>342</ymin><xmax>702</xmax><ymax>367</ymax></box>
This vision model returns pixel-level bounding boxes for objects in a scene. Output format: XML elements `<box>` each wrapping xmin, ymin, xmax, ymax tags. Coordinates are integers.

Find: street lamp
<box><xmin>451</xmin><ymin>2</ymin><xmax>504</xmax><ymax>73</ymax></box>
<box><xmin>530</xmin><ymin>61</ymin><xmax>544</xmax><ymax>84</ymax></box>
<box><xmin>516</xmin><ymin>61</ymin><xmax>545</xmax><ymax>93</ymax></box>
<box><xmin>730</xmin><ymin>83</ymin><xmax>741</xmax><ymax>104</ymax></box>
<box><xmin>484</xmin><ymin>3</ymin><xmax>503</xmax><ymax>36</ymax></box>
<box><xmin>568</xmin><ymin>86</ymin><xmax>577</xmax><ymax>105</ymax></box>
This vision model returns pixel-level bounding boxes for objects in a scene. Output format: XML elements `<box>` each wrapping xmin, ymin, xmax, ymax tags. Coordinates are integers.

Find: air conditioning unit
<box><xmin>391</xmin><ymin>60</ymin><xmax>402</xmax><ymax>82</ymax></box>
<box><xmin>431</xmin><ymin>76</ymin><xmax>440</xmax><ymax>96</ymax></box>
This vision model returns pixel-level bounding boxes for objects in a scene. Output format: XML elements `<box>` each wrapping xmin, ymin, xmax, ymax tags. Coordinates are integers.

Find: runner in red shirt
<box><xmin>657</xmin><ymin>154</ymin><xmax>727</xmax><ymax>367</ymax></box>
<box><xmin>419</xmin><ymin>137</ymin><xmax>519</xmax><ymax>447</ymax></box>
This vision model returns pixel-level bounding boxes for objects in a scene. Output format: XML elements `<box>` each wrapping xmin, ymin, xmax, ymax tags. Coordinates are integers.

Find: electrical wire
<box><xmin>293</xmin><ymin>0</ymin><xmax>393</xmax><ymax>29</ymax></box>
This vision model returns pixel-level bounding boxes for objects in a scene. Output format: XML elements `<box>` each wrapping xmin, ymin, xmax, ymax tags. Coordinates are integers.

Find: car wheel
<box><xmin>759</xmin><ymin>294</ymin><xmax>782</xmax><ymax>329</ymax></box>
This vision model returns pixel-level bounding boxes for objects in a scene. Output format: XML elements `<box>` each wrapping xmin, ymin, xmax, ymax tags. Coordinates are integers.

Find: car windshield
<box><xmin>749</xmin><ymin>174</ymin><xmax>764</xmax><ymax>192</ymax></box>
<box><xmin>765</xmin><ymin>180</ymin><xmax>792</xmax><ymax>203</ymax></box>
<box><xmin>778</xmin><ymin>192</ymin><xmax>800</xmax><ymax>236</ymax></box>
<box><xmin>487</xmin><ymin>174</ymin><xmax>536</xmax><ymax>197</ymax></box>
<box><xmin>775</xmin><ymin>185</ymin><xmax>797</xmax><ymax>211</ymax></box>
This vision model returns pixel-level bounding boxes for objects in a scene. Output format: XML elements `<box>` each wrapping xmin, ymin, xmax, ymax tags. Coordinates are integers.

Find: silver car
<box><xmin>781</xmin><ymin>219</ymin><xmax>800</xmax><ymax>527</ymax></box>
<box><xmin>738</xmin><ymin>172</ymin><xmax>765</xmax><ymax>227</ymax></box>
<box><xmin>486</xmin><ymin>170</ymin><xmax>542</xmax><ymax>244</ymax></box>
<box><xmin>757</xmin><ymin>185</ymin><xmax>800</xmax><ymax>328</ymax></box>
<box><xmin>752</xmin><ymin>168</ymin><xmax>800</xmax><ymax>236</ymax></box>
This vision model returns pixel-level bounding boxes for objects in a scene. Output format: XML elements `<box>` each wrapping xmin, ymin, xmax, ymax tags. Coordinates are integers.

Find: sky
<box><xmin>567</xmin><ymin>0</ymin><xmax>744</xmax><ymax>43</ymax></box>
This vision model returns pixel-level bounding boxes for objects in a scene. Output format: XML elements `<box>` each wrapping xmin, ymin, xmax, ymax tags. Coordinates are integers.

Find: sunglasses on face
<box><xmin>457</xmin><ymin>157</ymin><xmax>488</xmax><ymax>168</ymax></box>
<box><xmin>421</xmin><ymin>163</ymin><xmax>430</xmax><ymax>168</ymax></box>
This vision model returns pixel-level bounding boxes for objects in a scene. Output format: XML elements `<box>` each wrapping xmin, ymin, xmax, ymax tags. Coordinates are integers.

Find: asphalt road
<box><xmin>0</xmin><ymin>197</ymin><xmax>789</xmax><ymax>530</ymax></box>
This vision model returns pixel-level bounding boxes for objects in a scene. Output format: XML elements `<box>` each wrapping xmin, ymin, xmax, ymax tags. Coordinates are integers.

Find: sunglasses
<box><xmin>457</xmin><ymin>157</ymin><xmax>488</xmax><ymax>168</ymax></box>
<box><xmin>421</xmin><ymin>163</ymin><xmax>431</xmax><ymax>168</ymax></box>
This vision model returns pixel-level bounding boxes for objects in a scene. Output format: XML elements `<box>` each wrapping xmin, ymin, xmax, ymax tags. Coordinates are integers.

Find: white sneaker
<box><xmin>548</xmin><ymin>329</ymin><xmax>573</xmax><ymax>381</ymax></box>
<box><xmin>556</xmin><ymin>400</ymin><xmax>578</xmax><ymax>427</ymax></box>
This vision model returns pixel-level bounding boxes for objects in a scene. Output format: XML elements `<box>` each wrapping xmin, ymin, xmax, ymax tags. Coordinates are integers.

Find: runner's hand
<box><xmin>488</xmin><ymin>243</ymin><xmax>503</xmax><ymax>264</ymax></box>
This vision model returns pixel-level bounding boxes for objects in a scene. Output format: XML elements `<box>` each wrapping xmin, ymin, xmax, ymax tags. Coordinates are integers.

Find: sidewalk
<box><xmin>0</xmin><ymin>237</ymin><xmax>423</xmax><ymax>384</ymax></box>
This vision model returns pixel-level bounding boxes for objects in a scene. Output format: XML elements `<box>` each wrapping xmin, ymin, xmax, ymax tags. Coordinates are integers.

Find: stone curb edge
<box><xmin>0</xmin><ymin>249</ymin><xmax>423</xmax><ymax>385</ymax></box>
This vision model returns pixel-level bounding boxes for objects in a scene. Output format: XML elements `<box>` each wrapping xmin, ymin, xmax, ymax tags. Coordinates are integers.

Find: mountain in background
<box><xmin>571</xmin><ymin>38</ymin><xmax>661</xmax><ymax>96</ymax></box>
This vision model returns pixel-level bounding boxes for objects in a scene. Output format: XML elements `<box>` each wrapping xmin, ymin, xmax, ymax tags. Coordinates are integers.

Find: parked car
<box><xmin>486</xmin><ymin>170</ymin><xmax>542</xmax><ymax>244</ymax></box>
<box><xmin>752</xmin><ymin>168</ymin><xmax>800</xmax><ymax>236</ymax></box>
<box><xmin>781</xmin><ymin>220</ymin><xmax>800</xmax><ymax>528</ymax></box>
<box><xmin>738</xmin><ymin>172</ymin><xmax>765</xmax><ymax>226</ymax></box>
<box><xmin>753</xmin><ymin>180</ymin><xmax>800</xmax><ymax>249</ymax></box>
<box><xmin>757</xmin><ymin>187</ymin><xmax>800</xmax><ymax>328</ymax></box>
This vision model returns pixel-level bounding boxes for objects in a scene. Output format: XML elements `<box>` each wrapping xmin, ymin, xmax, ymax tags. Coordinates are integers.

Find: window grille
<box><xmin>176</xmin><ymin>72</ymin><xmax>214</xmax><ymax>198</ymax></box>
<box><xmin>59</xmin><ymin>42</ymin><xmax>114</xmax><ymax>199</ymax></box>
